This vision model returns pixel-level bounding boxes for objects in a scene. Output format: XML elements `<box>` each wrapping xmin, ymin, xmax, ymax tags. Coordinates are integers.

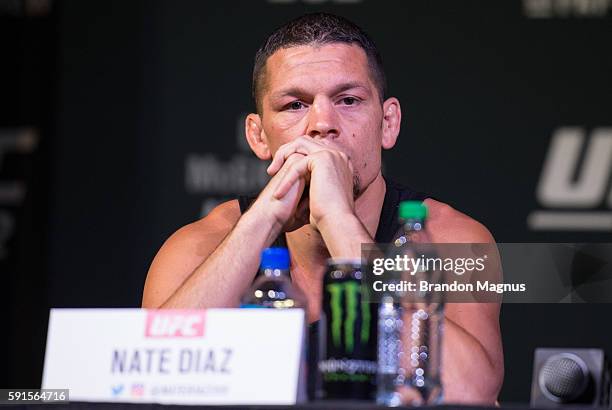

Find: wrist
<box><xmin>241</xmin><ymin>203</ymin><xmax>284</xmax><ymax>245</ymax></box>
<box><xmin>317</xmin><ymin>211</ymin><xmax>372</xmax><ymax>259</ymax></box>
<box><xmin>316</xmin><ymin>210</ymin><xmax>358</xmax><ymax>234</ymax></box>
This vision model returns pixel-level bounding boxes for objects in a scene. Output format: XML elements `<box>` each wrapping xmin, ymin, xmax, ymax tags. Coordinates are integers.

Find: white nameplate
<box><xmin>42</xmin><ymin>308</ymin><xmax>306</xmax><ymax>405</ymax></box>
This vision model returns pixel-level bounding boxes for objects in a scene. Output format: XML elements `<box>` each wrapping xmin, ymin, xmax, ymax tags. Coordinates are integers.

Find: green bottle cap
<box><xmin>398</xmin><ymin>201</ymin><xmax>427</xmax><ymax>221</ymax></box>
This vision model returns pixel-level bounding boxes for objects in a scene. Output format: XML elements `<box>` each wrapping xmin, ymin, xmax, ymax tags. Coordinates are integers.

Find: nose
<box><xmin>306</xmin><ymin>97</ymin><xmax>339</xmax><ymax>139</ymax></box>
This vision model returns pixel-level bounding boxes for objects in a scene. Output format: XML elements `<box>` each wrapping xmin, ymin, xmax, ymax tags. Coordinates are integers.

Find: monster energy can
<box><xmin>317</xmin><ymin>259</ymin><xmax>377</xmax><ymax>400</ymax></box>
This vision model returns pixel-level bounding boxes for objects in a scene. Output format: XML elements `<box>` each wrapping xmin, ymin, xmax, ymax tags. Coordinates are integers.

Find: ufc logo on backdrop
<box><xmin>145</xmin><ymin>310</ymin><xmax>206</xmax><ymax>338</ymax></box>
<box><xmin>528</xmin><ymin>127</ymin><xmax>612</xmax><ymax>231</ymax></box>
<box><xmin>523</xmin><ymin>0</ymin><xmax>612</xmax><ymax>18</ymax></box>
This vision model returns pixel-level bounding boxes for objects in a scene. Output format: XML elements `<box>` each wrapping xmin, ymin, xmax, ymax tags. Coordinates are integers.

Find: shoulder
<box><xmin>188</xmin><ymin>199</ymin><xmax>242</xmax><ymax>235</ymax></box>
<box><xmin>423</xmin><ymin>198</ymin><xmax>494</xmax><ymax>243</ymax></box>
<box><xmin>142</xmin><ymin>200</ymin><xmax>241</xmax><ymax>307</ymax></box>
<box><xmin>162</xmin><ymin>199</ymin><xmax>241</xmax><ymax>253</ymax></box>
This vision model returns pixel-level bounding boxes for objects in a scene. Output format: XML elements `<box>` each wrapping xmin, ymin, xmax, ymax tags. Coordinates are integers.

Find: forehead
<box><xmin>263</xmin><ymin>43</ymin><xmax>374</xmax><ymax>94</ymax></box>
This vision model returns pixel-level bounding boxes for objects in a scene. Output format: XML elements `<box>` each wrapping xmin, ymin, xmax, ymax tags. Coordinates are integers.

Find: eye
<box><xmin>340</xmin><ymin>97</ymin><xmax>359</xmax><ymax>106</ymax></box>
<box><xmin>286</xmin><ymin>101</ymin><xmax>306</xmax><ymax>111</ymax></box>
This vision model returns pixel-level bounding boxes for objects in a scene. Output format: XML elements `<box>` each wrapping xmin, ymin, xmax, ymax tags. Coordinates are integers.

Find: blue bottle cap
<box><xmin>260</xmin><ymin>247</ymin><xmax>290</xmax><ymax>270</ymax></box>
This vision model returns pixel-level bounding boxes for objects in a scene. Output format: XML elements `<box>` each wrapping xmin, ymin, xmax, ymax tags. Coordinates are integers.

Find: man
<box><xmin>142</xmin><ymin>13</ymin><xmax>503</xmax><ymax>404</ymax></box>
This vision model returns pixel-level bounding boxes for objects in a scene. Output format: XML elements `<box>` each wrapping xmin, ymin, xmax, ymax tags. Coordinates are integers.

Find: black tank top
<box><xmin>237</xmin><ymin>175</ymin><xmax>429</xmax><ymax>245</ymax></box>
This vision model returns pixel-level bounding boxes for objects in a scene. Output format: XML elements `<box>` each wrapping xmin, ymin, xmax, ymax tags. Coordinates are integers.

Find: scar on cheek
<box><xmin>363</xmin><ymin>161</ymin><xmax>367</xmax><ymax>168</ymax></box>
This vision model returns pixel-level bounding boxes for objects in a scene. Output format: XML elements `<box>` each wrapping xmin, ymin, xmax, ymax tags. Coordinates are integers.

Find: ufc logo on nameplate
<box><xmin>145</xmin><ymin>310</ymin><xmax>206</xmax><ymax>338</ymax></box>
<box><xmin>528</xmin><ymin>127</ymin><xmax>612</xmax><ymax>231</ymax></box>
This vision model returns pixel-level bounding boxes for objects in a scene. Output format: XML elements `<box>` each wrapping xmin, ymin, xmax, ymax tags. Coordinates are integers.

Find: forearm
<box><xmin>442</xmin><ymin>316</ymin><xmax>503</xmax><ymax>404</ymax></box>
<box><xmin>317</xmin><ymin>212</ymin><xmax>373</xmax><ymax>259</ymax></box>
<box><xmin>161</xmin><ymin>209</ymin><xmax>281</xmax><ymax>309</ymax></box>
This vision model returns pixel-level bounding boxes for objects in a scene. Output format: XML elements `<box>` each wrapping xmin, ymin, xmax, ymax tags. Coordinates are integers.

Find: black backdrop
<box><xmin>2</xmin><ymin>0</ymin><xmax>612</xmax><ymax>403</ymax></box>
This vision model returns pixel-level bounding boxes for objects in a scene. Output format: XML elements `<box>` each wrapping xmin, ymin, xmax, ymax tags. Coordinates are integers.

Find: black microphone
<box><xmin>531</xmin><ymin>348</ymin><xmax>611</xmax><ymax>407</ymax></box>
<box><xmin>539</xmin><ymin>353</ymin><xmax>591</xmax><ymax>402</ymax></box>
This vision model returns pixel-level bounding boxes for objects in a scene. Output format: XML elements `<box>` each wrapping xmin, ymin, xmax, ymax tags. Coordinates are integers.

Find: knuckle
<box><xmin>286</xmin><ymin>152</ymin><xmax>304</xmax><ymax>163</ymax></box>
<box><xmin>291</xmin><ymin>136</ymin><xmax>307</xmax><ymax>148</ymax></box>
<box><xmin>281</xmin><ymin>161</ymin><xmax>295</xmax><ymax>174</ymax></box>
<box><xmin>276</xmin><ymin>142</ymin><xmax>291</xmax><ymax>154</ymax></box>
<box><xmin>319</xmin><ymin>150</ymin><xmax>334</xmax><ymax>160</ymax></box>
<box><xmin>283</xmin><ymin>156</ymin><xmax>304</xmax><ymax>173</ymax></box>
<box><xmin>274</xmin><ymin>144</ymin><xmax>287</xmax><ymax>154</ymax></box>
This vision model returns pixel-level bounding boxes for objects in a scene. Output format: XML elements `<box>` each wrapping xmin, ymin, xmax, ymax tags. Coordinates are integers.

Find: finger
<box><xmin>267</xmin><ymin>138</ymin><xmax>310</xmax><ymax>176</ymax></box>
<box><xmin>277</xmin><ymin>152</ymin><xmax>306</xmax><ymax>174</ymax></box>
<box><xmin>267</xmin><ymin>136</ymin><xmax>327</xmax><ymax>175</ymax></box>
<box><xmin>273</xmin><ymin>160</ymin><xmax>309</xmax><ymax>199</ymax></box>
<box><xmin>273</xmin><ymin>157</ymin><xmax>311</xmax><ymax>199</ymax></box>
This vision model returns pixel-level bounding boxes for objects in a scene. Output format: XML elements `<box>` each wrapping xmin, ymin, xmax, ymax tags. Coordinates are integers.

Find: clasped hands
<box><xmin>250</xmin><ymin>136</ymin><xmax>357</xmax><ymax>235</ymax></box>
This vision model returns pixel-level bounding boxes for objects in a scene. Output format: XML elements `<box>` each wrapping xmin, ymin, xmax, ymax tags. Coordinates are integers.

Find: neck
<box><xmin>354</xmin><ymin>172</ymin><xmax>387</xmax><ymax>239</ymax></box>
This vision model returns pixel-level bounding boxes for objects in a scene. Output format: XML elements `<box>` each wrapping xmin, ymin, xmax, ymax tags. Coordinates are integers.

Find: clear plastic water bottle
<box><xmin>376</xmin><ymin>201</ymin><xmax>444</xmax><ymax>406</ymax></box>
<box><xmin>376</xmin><ymin>294</ymin><xmax>403</xmax><ymax>406</ymax></box>
<box><xmin>397</xmin><ymin>201</ymin><xmax>444</xmax><ymax>405</ymax></box>
<box><xmin>240</xmin><ymin>247</ymin><xmax>307</xmax><ymax>309</ymax></box>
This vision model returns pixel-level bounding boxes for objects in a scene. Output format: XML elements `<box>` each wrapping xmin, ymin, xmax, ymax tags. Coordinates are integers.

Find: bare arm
<box><xmin>317</xmin><ymin>212</ymin><xmax>374</xmax><ymax>258</ymax></box>
<box><xmin>154</xmin><ymin>207</ymin><xmax>281</xmax><ymax>309</ymax></box>
<box><xmin>426</xmin><ymin>199</ymin><xmax>504</xmax><ymax>404</ymax></box>
<box><xmin>443</xmin><ymin>304</ymin><xmax>503</xmax><ymax>404</ymax></box>
<box><xmin>315</xmin><ymin>195</ymin><xmax>503</xmax><ymax>403</ymax></box>
<box><xmin>142</xmin><ymin>155</ymin><xmax>309</xmax><ymax>309</ymax></box>
<box><xmin>142</xmin><ymin>200</ymin><xmax>267</xmax><ymax>308</ymax></box>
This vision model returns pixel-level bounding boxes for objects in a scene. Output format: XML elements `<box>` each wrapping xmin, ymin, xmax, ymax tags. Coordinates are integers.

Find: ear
<box><xmin>245</xmin><ymin>113</ymin><xmax>271</xmax><ymax>160</ymax></box>
<box><xmin>381</xmin><ymin>97</ymin><xmax>401</xmax><ymax>149</ymax></box>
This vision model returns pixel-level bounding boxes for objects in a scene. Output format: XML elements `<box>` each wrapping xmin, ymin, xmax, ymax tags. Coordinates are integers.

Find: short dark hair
<box><xmin>252</xmin><ymin>13</ymin><xmax>387</xmax><ymax>113</ymax></box>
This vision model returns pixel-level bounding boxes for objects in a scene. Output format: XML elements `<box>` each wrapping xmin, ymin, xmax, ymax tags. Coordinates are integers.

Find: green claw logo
<box><xmin>326</xmin><ymin>282</ymin><xmax>371</xmax><ymax>353</ymax></box>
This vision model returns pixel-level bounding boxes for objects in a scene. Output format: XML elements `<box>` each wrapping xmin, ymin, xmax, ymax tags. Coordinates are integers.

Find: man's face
<box><xmin>259</xmin><ymin>43</ymin><xmax>387</xmax><ymax>194</ymax></box>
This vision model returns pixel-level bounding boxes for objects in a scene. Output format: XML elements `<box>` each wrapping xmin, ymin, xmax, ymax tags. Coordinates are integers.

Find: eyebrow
<box><xmin>270</xmin><ymin>81</ymin><xmax>371</xmax><ymax>100</ymax></box>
